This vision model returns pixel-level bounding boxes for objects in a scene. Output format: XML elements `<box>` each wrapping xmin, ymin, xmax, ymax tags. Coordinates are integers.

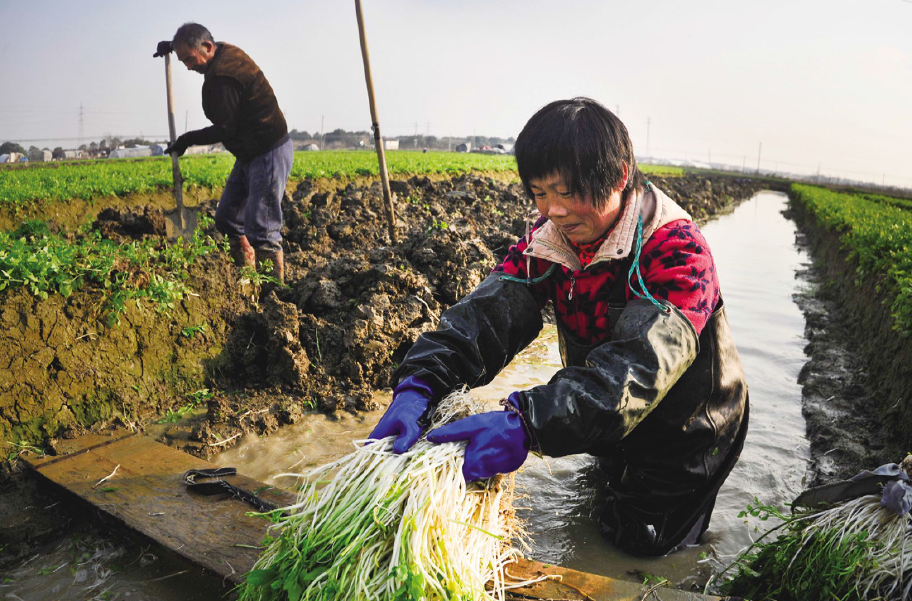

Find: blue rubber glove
<box><xmin>369</xmin><ymin>376</ymin><xmax>433</xmax><ymax>453</ymax></box>
<box><xmin>426</xmin><ymin>397</ymin><xmax>530</xmax><ymax>482</ymax></box>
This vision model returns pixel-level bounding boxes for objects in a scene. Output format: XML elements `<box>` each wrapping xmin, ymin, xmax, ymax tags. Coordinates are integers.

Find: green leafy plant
<box><xmin>5</xmin><ymin>440</ymin><xmax>46</xmax><ymax>462</ymax></box>
<box><xmin>181</xmin><ymin>323</ymin><xmax>208</xmax><ymax>338</ymax></box>
<box><xmin>0</xmin><ymin>216</ymin><xmax>219</xmax><ymax>326</ymax></box>
<box><xmin>156</xmin><ymin>388</ymin><xmax>215</xmax><ymax>423</ymax></box>
<box><xmin>716</xmin><ymin>495</ymin><xmax>909</xmax><ymax>601</ymax></box>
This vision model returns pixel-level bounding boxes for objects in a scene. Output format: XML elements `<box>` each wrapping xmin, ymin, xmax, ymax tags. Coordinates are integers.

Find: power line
<box><xmin>0</xmin><ymin>108</ymin><xmax>160</xmax><ymax>115</ymax></box>
<box><xmin>4</xmin><ymin>134</ymin><xmax>169</xmax><ymax>143</ymax></box>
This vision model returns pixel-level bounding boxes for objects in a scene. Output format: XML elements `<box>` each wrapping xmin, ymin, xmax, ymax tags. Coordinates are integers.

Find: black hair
<box><xmin>514</xmin><ymin>97</ymin><xmax>643</xmax><ymax>207</ymax></box>
<box><xmin>172</xmin><ymin>22</ymin><xmax>214</xmax><ymax>50</ymax></box>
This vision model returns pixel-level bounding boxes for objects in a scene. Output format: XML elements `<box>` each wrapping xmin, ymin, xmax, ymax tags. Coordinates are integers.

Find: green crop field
<box><xmin>0</xmin><ymin>150</ymin><xmax>681</xmax><ymax>209</ymax></box>
<box><xmin>0</xmin><ymin>150</ymin><xmax>682</xmax><ymax>315</ymax></box>
<box><xmin>0</xmin><ymin>151</ymin><xmax>517</xmax><ymax>208</ymax></box>
<box><xmin>792</xmin><ymin>184</ymin><xmax>912</xmax><ymax>336</ymax></box>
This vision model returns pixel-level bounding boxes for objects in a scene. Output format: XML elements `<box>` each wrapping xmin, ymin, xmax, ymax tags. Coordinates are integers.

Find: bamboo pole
<box><xmin>354</xmin><ymin>0</ymin><xmax>398</xmax><ymax>244</ymax></box>
<box><xmin>163</xmin><ymin>54</ymin><xmax>186</xmax><ymax>235</ymax></box>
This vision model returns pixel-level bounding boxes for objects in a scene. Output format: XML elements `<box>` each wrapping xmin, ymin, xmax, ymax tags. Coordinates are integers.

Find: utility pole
<box><xmin>78</xmin><ymin>102</ymin><xmax>84</xmax><ymax>147</ymax></box>
<box><xmin>184</xmin><ymin>110</ymin><xmax>188</xmax><ymax>134</ymax></box>
<box><xmin>615</xmin><ymin>104</ymin><xmax>620</xmax><ymax>116</ymax></box>
<box><xmin>756</xmin><ymin>142</ymin><xmax>762</xmax><ymax>174</ymax></box>
<box><xmin>646</xmin><ymin>118</ymin><xmax>651</xmax><ymax>157</ymax></box>
<box><xmin>414</xmin><ymin>122</ymin><xmax>418</xmax><ymax>148</ymax></box>
<box><xmin>320</xmin><ymin>115</ymin><xmax>325</xmax><ymax>149</ymax></box>
<box><xmin>708</xmin><ymin>148</ymin><xmax>712</xmax><ymax>164</ymax></box>
<box><xmin>742</xmin><ymin>156</ymin><xmax>746</xmax><ymax>173</ymax></box>
<box><xmin>816</xmin><ymin>163</ymin><xmax>821</xmax><ymax>183</ymax></box>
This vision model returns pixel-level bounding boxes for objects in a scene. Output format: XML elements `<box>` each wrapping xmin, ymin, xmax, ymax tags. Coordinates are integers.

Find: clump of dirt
<box><xmin>93</xmin><ymin>206</ymin><xmax>169</xmax><ymax>242</ymax></box>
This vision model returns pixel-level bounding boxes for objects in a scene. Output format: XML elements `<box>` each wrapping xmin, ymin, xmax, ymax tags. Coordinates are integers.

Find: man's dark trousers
<box><xmin>214</xmin><ymin>138</ymin><xmax>293</xmax><ymax>252</ymax></box>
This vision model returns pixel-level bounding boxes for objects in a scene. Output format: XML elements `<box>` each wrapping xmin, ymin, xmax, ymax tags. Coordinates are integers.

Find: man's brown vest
<box><xmin>203</xmin><ymin>43</ymin><xmax>287</xmax><ymax>161</ymax></box>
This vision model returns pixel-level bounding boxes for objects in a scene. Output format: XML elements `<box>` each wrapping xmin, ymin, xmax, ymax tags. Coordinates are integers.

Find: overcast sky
<box><xmin>1</xmin><ymin>0</ymin><xmax>910</xmax><ymax>186</ymax></box>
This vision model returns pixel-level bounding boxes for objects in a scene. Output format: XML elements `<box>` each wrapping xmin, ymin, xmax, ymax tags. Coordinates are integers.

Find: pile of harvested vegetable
<box><xmin>717</xmin><ymin>457</ymin><xmax>912</xmax><ymax>600</ymax></box>
<box><xmin>238</xmin><ymin>390</ymin><xmax>523</xmax><ymax>601</ymax></box>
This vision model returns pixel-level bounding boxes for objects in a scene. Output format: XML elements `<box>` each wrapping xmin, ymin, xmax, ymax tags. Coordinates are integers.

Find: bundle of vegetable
<box><xmin>238</xmin><ymin>389</ymin><xmax>522</xmax><ymax>601</ymax></box>
<box><xmin>718</xmin><ymin>458</ymin><xmax>912</xmax><ymax>601</ymax></box>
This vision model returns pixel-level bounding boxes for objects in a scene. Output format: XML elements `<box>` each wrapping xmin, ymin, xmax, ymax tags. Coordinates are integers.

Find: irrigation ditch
<box><xmin>1</xmin><ymin>168</ymin><xmax>907</xmax><ymax>592</ymax></box>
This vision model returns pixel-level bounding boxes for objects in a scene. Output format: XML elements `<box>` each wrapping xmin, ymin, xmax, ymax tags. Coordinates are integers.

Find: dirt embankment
<box><xmin>0</xmin><ymin>256</ymin><xmax>253</xmax><ymax>447</ymax></box>
<box><xmin>789</xmin><ymin>201</ymin><xmax>912</xmax><ymax>484</ymax></box>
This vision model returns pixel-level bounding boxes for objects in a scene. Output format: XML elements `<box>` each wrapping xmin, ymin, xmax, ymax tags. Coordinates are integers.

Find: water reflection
<box><xmin>1</xmin><ymin>521</ymin><xmax>224</xmax><ymax>601</ymax></box>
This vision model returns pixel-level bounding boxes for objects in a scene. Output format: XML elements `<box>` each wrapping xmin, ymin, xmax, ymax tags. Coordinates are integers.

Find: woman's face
<box><xmin>529</xmin><ymin>169</ymin><xmax>627</xmax><ymax>245</ymax></box>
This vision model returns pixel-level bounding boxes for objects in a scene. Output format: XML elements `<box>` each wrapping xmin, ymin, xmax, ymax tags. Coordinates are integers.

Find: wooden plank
<box><xmin>505</xmin><ymin>558</ymin><xmax>721</xmax><ymax>601</ymax></box>
<box><xmin>24</xmin><ymin>434</ymin><xmax>293</xmax><ymax>585</ymax></box>
<box><xmin>24</xmin><ymin>434</ymin><xmax>723</xmax><ymax>600</ymax></box>
<box><xmin>27</xmin><ymin>429</ymin><xmax>137</xmax><ymax>468</ymax></box>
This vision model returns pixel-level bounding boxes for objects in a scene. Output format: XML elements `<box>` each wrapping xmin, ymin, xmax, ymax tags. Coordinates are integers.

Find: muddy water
<box><xmin>215</xmin><ymin>190</ymin><xmax>812</xmax><ymax>587</ymax></box>
<box><xmin>3</xmin><ymin>191</ymin><xmax>810</xmax><ymax>598</ymax></box>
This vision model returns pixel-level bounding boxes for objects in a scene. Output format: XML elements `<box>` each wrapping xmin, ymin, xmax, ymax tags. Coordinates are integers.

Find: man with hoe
<box><xmin>154</xmin><ymin>23</ymin><xmax>292</xmax><ymax>282</ymax></box>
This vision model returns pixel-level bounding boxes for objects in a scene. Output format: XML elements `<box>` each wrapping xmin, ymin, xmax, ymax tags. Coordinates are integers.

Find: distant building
<box><xmin>61</xmin><ymin>149</ymin><xmax>89</xmax><ymax>160</ymax></box>
<box><xmin>149</xmin><ymin>144</ymin><xmax>166</xmax><ymax>157</ymax></box>
<box><xmin>185</xmin><ymin>144</ymin><xmax>223</xmax><ymax>155</ymax></box>
<box><xmin>455</xmin><ymin>142</ymin><xmax>471</xmax><ymax>153</ymax></box>
<box><xmin>301</xmin><ymin>143</ymin><xmax>320</xmax><ymax>151</ymax></box>
<box><xmin>108</xmin><ymin>147</ymin><xmax>151</xmax><ymax>159</ymax></box>
<box><xmin>1</xmin><ymin>152</ymin><xmax>26</xmax><ymax>163</ymax></box>
<box><xmin>41</xmin><ymin>149</ymin><xmax>53</xmax><ymax>162</ymax></box>
<box><xmin>384</xmin><ymin>140</ymin><xmax>399</xmax><ymax>150</ymax></box>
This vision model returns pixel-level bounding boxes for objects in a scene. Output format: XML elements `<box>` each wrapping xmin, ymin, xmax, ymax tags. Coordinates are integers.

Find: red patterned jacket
<box><xmin>493</xmin><ymin>182</ymin><xmax>720</xmax><ymax>341</ymax></box>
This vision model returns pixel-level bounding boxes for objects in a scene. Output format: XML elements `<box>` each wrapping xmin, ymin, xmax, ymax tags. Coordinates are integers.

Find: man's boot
<box><xmin>227</xmin><ymin>235</ymin><xmax>255</xmax><ymax>268</ymax></box>
<box><xmin>255</xmin><ymin>248</ymin><xmax>285</xmax><ymax>284</ymax></box>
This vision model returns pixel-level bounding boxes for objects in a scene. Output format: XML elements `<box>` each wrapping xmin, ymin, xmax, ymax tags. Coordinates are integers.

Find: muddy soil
<box><xmin>789</xmin><ymin>202</ymin><xmax>912</xmax><ymax>484</ymax></box>
<box><xmin>0</xmin><ymin>171</ymin><xmax>766</xmax><ymax>566</ymax></box>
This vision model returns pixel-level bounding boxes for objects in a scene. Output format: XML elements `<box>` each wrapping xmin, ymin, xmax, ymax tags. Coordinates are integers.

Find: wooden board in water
<box><xmin>24</xmin><ymin>432</ymin><xmax>723</xmax><ymax>600</ymax></box>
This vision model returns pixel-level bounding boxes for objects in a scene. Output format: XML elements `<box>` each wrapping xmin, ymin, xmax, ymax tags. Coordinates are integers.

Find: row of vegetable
<box><xmin>0</xmin><ymin>151</ymin><xmax>519</xmax><ymax>207</ymax></box>
<box><xmin>0</xmin><ymin>150</ymin><xmax>684</xmax><ymax>209</ymax></box>
<box><xmin>790</xmin><ymin>184</ymin><xmax>912</xmax><ymax>336</ymax></box>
